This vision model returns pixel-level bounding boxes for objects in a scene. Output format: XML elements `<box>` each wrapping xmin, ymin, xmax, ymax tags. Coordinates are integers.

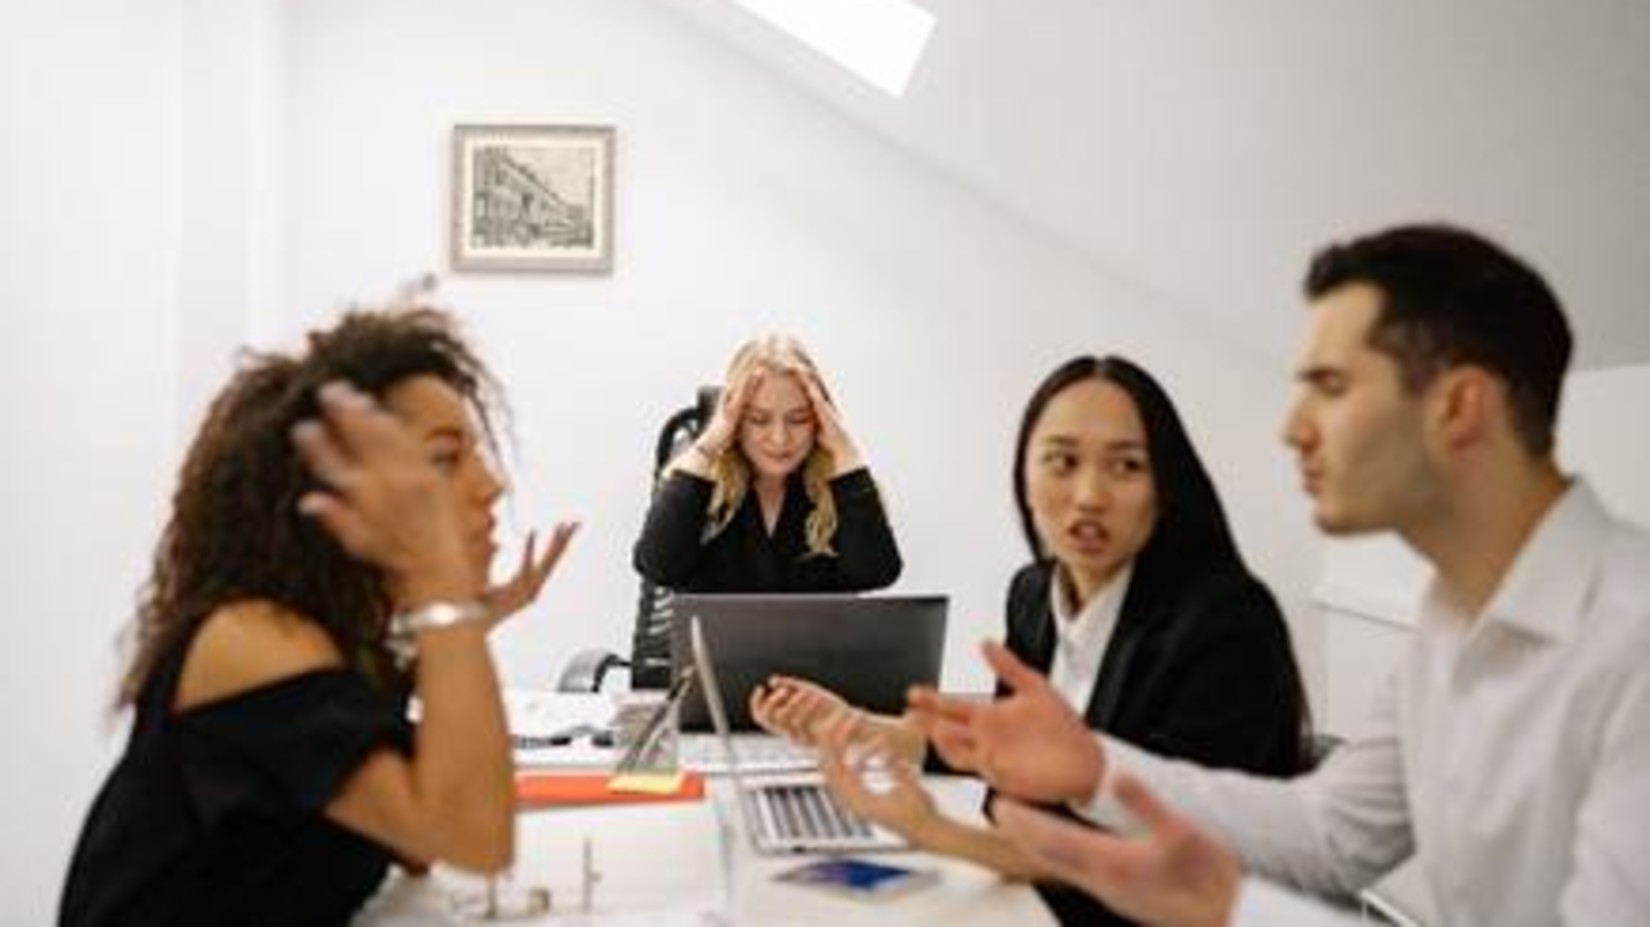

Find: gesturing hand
<box><xmin>994</xmin><ymin>775</ymin><xmax>1242</xmax><ymax>927</ymax></box>
<box><xmin>908</xmin><ymin>640</ymin><xmax>1105</xmax><ymax>805</ymax></box>
<box><xmin>904</xmin><ymin>686</ymin><xmax>987</xmax><ymax>774</ymax></box>
<box><xmin>815</xmin><ymin>712</ymin><xmax>940</xmax><ymax>841</ymax></box>
<box><xmin>749</xmin><ymin>675</ymin><xmax>854</xmax><ymax>747</ymax></box>
<box><xmin>483</xmin><ymin>522</ymin><xmax>580</xmax><ymax>628</ymax></box>
<box><xmin>291</xmin><ymin>382</ymin><xmax>476</xmax><ymax>602</ymax></box>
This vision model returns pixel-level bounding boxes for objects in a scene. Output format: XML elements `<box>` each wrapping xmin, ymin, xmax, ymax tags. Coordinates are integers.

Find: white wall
<box><xmin>0</xmin><ymin>0</ymin><xmax>184</xmax><ymax>922</ymax></box>
<box><xmin>1559</xmin><ymin>363</ymin><xmax>1650</xmax><ymax>524</ymax></box>
<box><xmin>275</xmin><ymin>0</ymin><xmax>1323</xmax><ymax>697</ymax></box>
<box><xmin>177</xmin><ymin>0</ymin><xmax>288</xmax><ymax>422</ymax></box>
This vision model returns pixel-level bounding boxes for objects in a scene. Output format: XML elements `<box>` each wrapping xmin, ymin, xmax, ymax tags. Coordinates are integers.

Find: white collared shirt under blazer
<box><xmin>1081</xmin><ymin>480</ymin><xmax>1650</xmax><ymax>927</ymax></box>
<box><xmin>1047</xmin><ymin>563</ymin><xmax>1131</xmax><ymax>715</ymax></box>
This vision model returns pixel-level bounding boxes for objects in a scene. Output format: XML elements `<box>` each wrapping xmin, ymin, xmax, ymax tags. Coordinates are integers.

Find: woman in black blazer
<box><xmin>998</xmin><ymin>356</ymin><xmax>1305</xmax><ymax>779</ymax></box>
<box><xmin>755</xmin><ymin>355</ymin><xmax>1309</xmax><ymax>926</ymax></box>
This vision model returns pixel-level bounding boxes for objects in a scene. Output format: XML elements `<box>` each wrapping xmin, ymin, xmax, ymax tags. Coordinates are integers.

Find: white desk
<box><xmin>359</xmin><ymin>776</ymin><xmax>1054</xmax><ymax>926</ymax></box>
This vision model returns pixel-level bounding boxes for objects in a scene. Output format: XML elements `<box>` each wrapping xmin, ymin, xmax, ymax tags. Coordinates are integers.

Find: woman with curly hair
<box><xmin>60</xmin><ymin>304</ymin><xmax>575</xmax><ymax>926</ymax></box>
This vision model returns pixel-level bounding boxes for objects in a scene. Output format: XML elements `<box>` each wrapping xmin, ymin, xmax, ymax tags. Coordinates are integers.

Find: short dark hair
<box><xmin>1011</xmin><ymin>355</ymin><xmax>1241</xmax><ymax>574</ymax></box>
<box><xmin>1304</xmin><ymin>224</ymin><xmax>1571</xmax><ymax>456</ymax></box>
<box><xmin>120</xmin><ymin>307</ymin><xmax>502</xmax><ymax>706</ymax></box>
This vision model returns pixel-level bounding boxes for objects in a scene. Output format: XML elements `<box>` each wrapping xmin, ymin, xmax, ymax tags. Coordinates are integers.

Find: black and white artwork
<box><xmin>451</xmin><ymin>124</ymin><xmax>614</xmax><ymax>273</ymax></box>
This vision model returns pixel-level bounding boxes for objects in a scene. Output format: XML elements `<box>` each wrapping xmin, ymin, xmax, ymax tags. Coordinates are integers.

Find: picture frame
<box><xmin>450</xmin><ymin>124</ymin><xmax>615</xmax><ymax>273</ymax></box>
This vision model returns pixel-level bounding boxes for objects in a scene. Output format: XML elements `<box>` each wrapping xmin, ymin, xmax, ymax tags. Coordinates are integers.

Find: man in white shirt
<box><xmin>910</xmin><ymin>224</ymin><xmax>1650</xmax><ymax>926</ymax></box>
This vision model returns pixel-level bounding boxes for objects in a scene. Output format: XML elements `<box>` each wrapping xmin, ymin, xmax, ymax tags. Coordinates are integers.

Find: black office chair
<box><xmin>556</xmin><ymin>386</ymin><xmax>721</xmax><ymax>693</ymax></box>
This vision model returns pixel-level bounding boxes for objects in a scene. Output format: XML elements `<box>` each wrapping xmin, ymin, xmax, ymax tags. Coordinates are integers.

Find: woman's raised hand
<box><xmin>749</xmin><ymin>675</ymin><xmax>855</xmax><ymax>747</ymax></box>
<box><xmin>291</xmin><ymin>381</ymin><xmax>477</xmax><ymax>603</ymax></box>
<box><xmin>483</xmin><ymin>522</ymin><xmax>580</xmax><ymax>628</ymax></box>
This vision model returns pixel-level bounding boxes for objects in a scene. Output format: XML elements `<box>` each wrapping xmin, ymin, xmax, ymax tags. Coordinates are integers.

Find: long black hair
<box><xmin>1013</xmin><ymin>356</ymin><xmax>1313</xmax><ymax>772</ymax></box>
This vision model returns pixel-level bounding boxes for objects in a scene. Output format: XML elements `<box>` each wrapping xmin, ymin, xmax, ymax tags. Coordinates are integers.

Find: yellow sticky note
<box><xmin>608</xmin><ymin>772</ymin><xmax>686</xmax><ymax>795</ymax></box>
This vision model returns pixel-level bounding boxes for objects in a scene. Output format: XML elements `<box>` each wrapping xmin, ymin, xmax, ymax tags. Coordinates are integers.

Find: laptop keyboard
<box><xmin>763</xmin><ymin>783</ymin><xmax>875</xmax><ymax>842</ymax></box>
<box><xmin>678</xmin><ymin>735</ymin><xmax>817</xmax><ymax>774</ymax></box>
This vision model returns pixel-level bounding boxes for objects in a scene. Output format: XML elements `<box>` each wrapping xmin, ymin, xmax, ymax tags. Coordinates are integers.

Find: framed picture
<box><xmin>451</xmin><ymin>124</ymin><xmax>615</xmax><ymax>273</ymax></box>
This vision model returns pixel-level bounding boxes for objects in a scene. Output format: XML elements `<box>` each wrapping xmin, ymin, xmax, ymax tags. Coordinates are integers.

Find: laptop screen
<box><xmin>669</xmin><ymin>594</ymin><xmax>947</xmax><ymax>732</ymax></box>
<box><xmin>689</xmin><ymin>615</ymin><xmax>909</xmax><ymax>854</ymax></box>
<box><xmin>688</xmin><ymin>617</ymin><xmax>744</xmax><ymax>781</ymax></box>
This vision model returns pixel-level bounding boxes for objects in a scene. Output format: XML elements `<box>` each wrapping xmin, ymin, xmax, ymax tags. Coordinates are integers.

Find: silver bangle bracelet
<box><xmin>386</xmin><ymin>600</ymin><xmax>490</xmax><ymax>669</ymax></box>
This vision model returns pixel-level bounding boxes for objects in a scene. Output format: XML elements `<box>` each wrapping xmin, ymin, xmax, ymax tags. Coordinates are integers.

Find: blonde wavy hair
<box><xmin>703</xmin><ymin>335</ymin><xmax>839</xmax><ymax>559</ymax></box>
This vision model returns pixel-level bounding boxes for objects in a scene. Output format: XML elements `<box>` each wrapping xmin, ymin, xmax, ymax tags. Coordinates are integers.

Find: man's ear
<box><xmin>1428</xmin><ymin>366</ymin><xmax>1497</xmax><ymax>453</ymax></box>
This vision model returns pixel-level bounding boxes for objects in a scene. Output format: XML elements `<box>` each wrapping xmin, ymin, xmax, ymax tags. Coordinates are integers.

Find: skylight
<box><xmin>728</xmin><ymin>0</ymin><xmax>936</xmax><ymax>97</ymax></box>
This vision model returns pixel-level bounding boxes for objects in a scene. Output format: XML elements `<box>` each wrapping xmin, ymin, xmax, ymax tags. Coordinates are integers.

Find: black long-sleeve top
<box><xmin>998</xmin><ymin>558</ymin><xmax>1307</xmax><ymax>927</ymax></box>
<box><xmin>632</xmin><ymin>467</ymin><xmax>902</xmax><ymax>593</ymax></box>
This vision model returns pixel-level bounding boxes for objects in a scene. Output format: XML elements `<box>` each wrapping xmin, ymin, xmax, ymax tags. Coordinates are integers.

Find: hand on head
<box><xmin>482</xmin><ymin>521</ymin><xmax>580</xmax><ymax>627</ymax></box>
<box><xmin>698</xmin><ymin>366</ymin><xmax>764</xmax><ymax>456</ymax></box>
<box><xmin>908</xmin><ymin>640</ymin><xmax>1106</xmax><ymax>805</ymax></box>
<box><xmin>291</xmin><ymin>381</ymin><xmax>477</xmax><ymax>602</ymax></box>
<box><xmin>799</xmin><ymin>369</ymin><xmax>860</xmax><ymax>468</ymax></box>
<box><xmin>993</xmin><ymin>774</ymin><xmax>1241</xmax><ymax>927</ymax></box>
<box><xmin>749</xmin><ymin>675</ymin><xmax>851</xmax><ymax>747</ymax></box>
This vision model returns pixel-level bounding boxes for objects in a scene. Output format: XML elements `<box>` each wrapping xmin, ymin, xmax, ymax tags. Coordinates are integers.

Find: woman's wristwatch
<box><xmin>387</xmin><ymin>600</ymin><xmax>491</xmax><ymax>669</ymax></box>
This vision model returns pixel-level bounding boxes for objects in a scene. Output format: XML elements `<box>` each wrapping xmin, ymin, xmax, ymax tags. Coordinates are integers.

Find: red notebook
<box><xmin>514</xmin><ymin>771</ymin><xmax>707</xmax><ymax>807</ymax></box>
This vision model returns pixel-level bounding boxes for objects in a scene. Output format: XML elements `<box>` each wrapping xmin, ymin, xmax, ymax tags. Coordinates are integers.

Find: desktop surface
<box><xmin>358</xmin><ymin>776</ymin><xmax>1055</xmax><ymax>926</ymax></box>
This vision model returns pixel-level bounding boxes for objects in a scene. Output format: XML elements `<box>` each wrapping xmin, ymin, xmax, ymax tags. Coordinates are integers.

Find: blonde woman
<box><xmin>632</xmin><ymin>335</ymin><xmax>901</xmax><ymax>592</ymax></box>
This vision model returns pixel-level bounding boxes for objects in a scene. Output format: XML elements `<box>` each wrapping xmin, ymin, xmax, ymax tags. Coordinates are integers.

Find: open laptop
<box><xmin>669</xmin><ymin>593</ymin><xmax>947</xmax><ymax>732</ymax></box>
<box><xmin>689</xmin><ymin>616</ymin><xmax>906</xmax><ymax>855</ymax></box>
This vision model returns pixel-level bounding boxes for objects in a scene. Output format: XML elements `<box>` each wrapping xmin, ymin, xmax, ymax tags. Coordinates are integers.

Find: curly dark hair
<box><xmin>118</xmin><ymin>306</ymin><xmax>502</xmax><ymax>706</ymax></box>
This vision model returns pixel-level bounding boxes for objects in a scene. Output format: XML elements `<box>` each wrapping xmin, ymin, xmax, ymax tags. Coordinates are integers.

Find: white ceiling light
<box><xmin>728</xmin><ymin>0</ymin><xmax>935</xmax><ymax>97</ymax></box>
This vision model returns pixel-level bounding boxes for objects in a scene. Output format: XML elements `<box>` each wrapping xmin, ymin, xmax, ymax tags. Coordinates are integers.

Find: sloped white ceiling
<box><xmin>665</xmin><ymin>0</ymin><xmax>1650</xmax><ymax>370</ymax></box>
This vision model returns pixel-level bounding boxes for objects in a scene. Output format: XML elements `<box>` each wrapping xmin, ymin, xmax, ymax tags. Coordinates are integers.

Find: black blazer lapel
<box><xmin>1033</xmin><ymin>571</ymin><xmax>1064</xmax><ymax>675</ymax></box>
<box><xmin>1083</xmin><ymin>576</ymin><xmax>1160</xmax><ymax>731</ymax></box>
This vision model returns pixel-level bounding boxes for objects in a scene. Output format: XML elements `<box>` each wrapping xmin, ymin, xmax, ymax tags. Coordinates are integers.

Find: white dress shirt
<box><xmin>1232</xmin><ymin>879</ymin><xmax>1361</xmax><ymax>926</ymax></box>
<box><xmin>1047</xmin><ymin>563</ymin><xmax>1131</xmax><ymax>715</ymax></box>
<box><xmin>1080</xmin><ymin>480</ymin><xmax>1650</xmax><ymax>927</ymax></box>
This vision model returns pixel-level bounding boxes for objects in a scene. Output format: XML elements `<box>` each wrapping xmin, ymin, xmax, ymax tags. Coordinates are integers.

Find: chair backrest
<box><xmin>629</xmin><ymin>385</ymin><xmax>720</xmax><ymax>688</ymax></box>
